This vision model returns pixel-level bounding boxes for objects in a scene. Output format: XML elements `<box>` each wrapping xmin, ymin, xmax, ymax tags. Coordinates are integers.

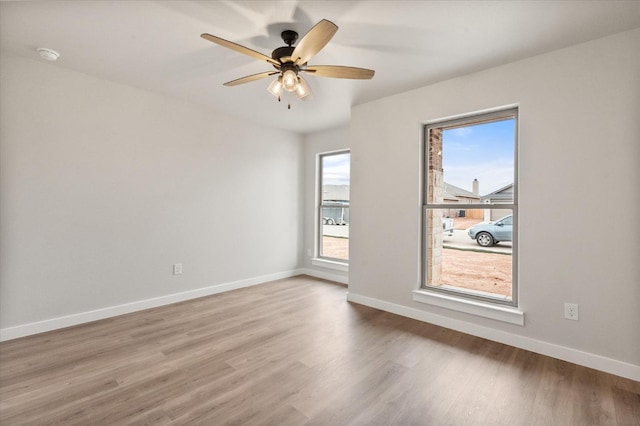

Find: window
<box><xmin>421</xmin><ymin>108</ymin><xmax>518</xmax><ymax>306</ymax></box>
<box><xmin>318</xmin><ymin>151</ymin><xmax>350</xmax><ymax>262</ymax></box>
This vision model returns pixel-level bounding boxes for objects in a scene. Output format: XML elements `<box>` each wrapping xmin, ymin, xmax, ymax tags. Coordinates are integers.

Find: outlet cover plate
<box><xmin>173</xmin><ymin>263</ymin><xmax>183</xmax><ymax>275</ymax></box>
<box><xmin>564</xmin><ymin>302</ymin><xmax>579</xmax><ymax>320</ymax></box>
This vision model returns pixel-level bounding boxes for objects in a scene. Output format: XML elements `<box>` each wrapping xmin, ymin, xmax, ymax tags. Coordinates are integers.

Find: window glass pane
<box><xmin>320</xmin><ymin>207</ymin><xmax>349</xmax><ymax>260</ymax></box>
<box><xmin>423</xmin><ymin>109</ymin><xmax>517</xmax><ymax>305</ymax></box>
<box><xmin>441</xmin><ymin>118</ymin><xmax>515</xmax><ymax>204</ymax></box>
<box><xmin>425</xmin><ymin>208</ymin><xmax>513</xmax><ymax>301</ymax></box>
<box><xmin>319</xmin><ymin>151</ymin><xmax>350</xmax><ymax>261</ymax></box>
<box><xmin>321</xmin><ymin>152</ymin><xmax>350</xmax><ymax>203</ymax></box>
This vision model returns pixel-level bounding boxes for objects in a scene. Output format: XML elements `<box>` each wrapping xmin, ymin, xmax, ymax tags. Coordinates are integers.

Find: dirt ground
<box><xmin>440</xmin><ymin>249</ymin><xmax>512</xmax><ymax>297</ymax></box>
<box><xmin>322</xmin><ymin>236</ymin><xmax>349</xmax><ymax>260</ymax></box>
<box><xmin>445</xmin><ymin>216</ymin><xmax>512</xmax><ymax>297</ymax></box>
<box><xmin>444</xmin><ymin>216</ymin><xmax>512</xmax><ymax>297</ymax></box>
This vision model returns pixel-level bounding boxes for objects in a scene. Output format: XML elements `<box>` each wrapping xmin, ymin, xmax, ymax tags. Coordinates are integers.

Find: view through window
<box><xmin>423</xmin><ymin>109</ymin><xmax>517</xmax><ymax>304</ymax></box>
<box><xmin>319</xmin><ymin>151</ymin><xmax>350</xmax><ymax>261</ymax></box>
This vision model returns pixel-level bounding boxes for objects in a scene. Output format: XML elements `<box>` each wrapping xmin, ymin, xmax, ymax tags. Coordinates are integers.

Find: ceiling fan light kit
<box><xmin>201</xmin><ymin>19</ymin><xmax>374</xmax><ymax>108</ymax></box>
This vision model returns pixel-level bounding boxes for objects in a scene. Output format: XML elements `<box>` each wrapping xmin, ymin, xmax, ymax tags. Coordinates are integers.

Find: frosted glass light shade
<box><xmin>282</xmin><ymin>69</ymin><xmax>298</xmax><ymax>92</ymax></box>
<box><xmin>267</xmin><ymin>77</ymin><xmax>283</xmax><ymax>98</ymax></box>
<box><xmin>295</xmin><ymin>76</ymin><xmax>312</xmax><ymax>99</ymax></box>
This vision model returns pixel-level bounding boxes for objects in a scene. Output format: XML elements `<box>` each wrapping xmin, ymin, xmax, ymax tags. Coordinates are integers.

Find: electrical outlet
<box><xmin>173</xmin><ymin>263</ymin><xmax>183</xmax><ymax>275</ymax></box>
<box><xmin>564</xmin><ymin>303</ymin><xmax>579</xmax><ymax>321</ymax></box>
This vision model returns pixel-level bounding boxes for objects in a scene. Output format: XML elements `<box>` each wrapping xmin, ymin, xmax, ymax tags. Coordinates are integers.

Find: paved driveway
<box><xmin>323</xmin><ymin>224</ymin><xmax>349</xmax><ymax>238</ymax></box>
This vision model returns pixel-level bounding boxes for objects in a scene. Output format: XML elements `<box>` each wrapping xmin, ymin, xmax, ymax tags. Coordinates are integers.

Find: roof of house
<box><xmin>444</xmin><ymin>182</ymin><xmax>479</xmax><ymax>200</ymax></box>
<box><xmin>485</xmin><ymin>183</ymin><xmax>513</xmax><ymax>195</ymax></box>
<box><xmin>481</xmin><ymin>183</ymin><xmax>514</xmax><ymax>202</ymax></box>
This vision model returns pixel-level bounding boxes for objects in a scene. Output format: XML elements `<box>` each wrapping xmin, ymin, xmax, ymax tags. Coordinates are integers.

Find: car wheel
<box><xmin>476</xmin><ymin>232</ymin><xmax>494</xmax><ymax>247</ymax></box>
<box><xmin>327</xmin><ymin>218</ymin><xmax>335</xmax><ymax>225</ymax></box>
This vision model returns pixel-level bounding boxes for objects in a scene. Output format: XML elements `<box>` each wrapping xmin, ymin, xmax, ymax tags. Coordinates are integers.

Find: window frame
<box><xmin>420</xmin><ymin>107</ymin><xmax>519</xmax><ymax>307</ymax></box>
<box><xmin>317</xmin><ymin>149</ymin><xmax>350</xmax><ymax>264</ymax></box>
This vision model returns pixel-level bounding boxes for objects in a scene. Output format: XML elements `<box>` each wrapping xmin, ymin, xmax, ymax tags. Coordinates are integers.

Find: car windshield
<box><xmin>498</xmin><ymin>216</ymin><xmax>512</xmax><ymax>225</ymax></box>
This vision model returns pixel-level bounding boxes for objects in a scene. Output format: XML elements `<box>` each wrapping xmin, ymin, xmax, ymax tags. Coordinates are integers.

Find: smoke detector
<box><xmin>37</xmin><ymin>48</ymin><xmax>60</xmax><ymax>61</ymax></box>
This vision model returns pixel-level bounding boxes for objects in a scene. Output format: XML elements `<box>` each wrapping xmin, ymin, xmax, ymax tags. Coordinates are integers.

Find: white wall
<box><xmin>349</xmin><ymin>29</ymin><xmax>640</xmax><ymax>378</ymax></box>
<box><xmin>302</xmin><ymin>127</ymin><xmax>349</xmax><ymax>283</ymax></box>
<box><xmin>0</xmin><ymin>53</ymin><xmax>303</xmax><ymax>335</ymax></box>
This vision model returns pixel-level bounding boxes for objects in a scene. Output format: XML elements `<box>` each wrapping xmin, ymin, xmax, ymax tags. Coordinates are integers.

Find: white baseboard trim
<box><xmin>346</xmin><ymin>291</ymin><xmax>640</xmax><ymax>382</ymax></box>
<box><xmin>300</xmin><ymin>268</ymin><xmax>348</xmax><ymax>285</ymax></box>
<box><xmin>0</xmin><ymin>269</ymin><xmax>304</xmax><ymax>342</ymax></box>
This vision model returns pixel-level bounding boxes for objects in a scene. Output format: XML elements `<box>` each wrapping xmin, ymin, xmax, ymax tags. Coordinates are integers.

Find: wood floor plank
<box><xmin>1</xmin><ymin>276</ymin><xmax>638</xmax><ymax>425</ymax></box>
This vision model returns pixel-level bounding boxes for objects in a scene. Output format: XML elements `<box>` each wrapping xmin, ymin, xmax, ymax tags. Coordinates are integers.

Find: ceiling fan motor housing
<box><xmin>271</xmin><ymin>30</ymin><xmax>299</xmax><ymax>68</ymax></box>
<box><xmin>271</xmin><ymin>46</ymin><xmax>295</xmax><ymax>63</ymax></box>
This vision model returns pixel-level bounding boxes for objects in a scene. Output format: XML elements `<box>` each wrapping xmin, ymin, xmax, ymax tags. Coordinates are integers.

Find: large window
<box><xmin>318</xmin><ymin>151</ymin><xmax>350</xmax><ymax>262</ymax></box>
<box><xmin>422</xmin><ymin>108</ymin><xmax>517</xmax><ymax>305</ymax></box>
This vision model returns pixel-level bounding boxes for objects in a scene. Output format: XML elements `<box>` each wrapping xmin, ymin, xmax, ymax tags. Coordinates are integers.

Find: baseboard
<box><xmin>0</xmin><ymin>269</ymin><xmax>304</xmax><ymax>342</ymax></box>
<box><xmin>346</xmin><ymin>291</ymin><xmax>640</xmax><ymax>382</ymax></box>
<box><xmin>300</xmin><ymin>267</ymin><xmax>348</xmax><ymax>285</ymax></box>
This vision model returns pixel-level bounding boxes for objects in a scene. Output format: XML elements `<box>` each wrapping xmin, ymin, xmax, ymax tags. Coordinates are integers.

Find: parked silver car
<box><xmin>468</xmin><ymin>215</ymin><xmax>512</xmax><ymax>247</ymax></box>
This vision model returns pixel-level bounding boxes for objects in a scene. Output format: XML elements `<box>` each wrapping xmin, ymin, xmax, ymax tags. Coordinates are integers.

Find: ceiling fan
<box><xmin>201</xmin><ymin>19</ymin><xmax>375</xmax><ymax>106</ymax></box>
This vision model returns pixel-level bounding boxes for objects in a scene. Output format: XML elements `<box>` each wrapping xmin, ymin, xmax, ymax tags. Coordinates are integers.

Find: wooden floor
<box><xmin>1</xmin><ymin>276</ymin><xmax>638</xmax><ymax>425</ymax></box>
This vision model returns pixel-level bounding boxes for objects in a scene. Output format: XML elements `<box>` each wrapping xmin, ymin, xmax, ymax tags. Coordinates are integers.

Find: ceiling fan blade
<box><xmin>291</xmin><ymin>19</ymin><xmax>338</xmax><ymax>65</ymax></box>
<box><xmin>224</xmin><ymin>71</ymin><xmax>279</xmax><ymax>87</ymax></box>
<box><xmin>201</xmin><ymin>33</ymin><xmax>280</xmax><ymax>66</ymax></box>
<box><xmin>304</xmin><ymin>65</ymin><xmax>375</xmax><ymax>79</ymax></box>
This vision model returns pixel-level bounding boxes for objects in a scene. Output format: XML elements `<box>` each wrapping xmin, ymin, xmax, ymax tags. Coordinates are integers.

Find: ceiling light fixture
<box><xmin>267</xmin><ymin>52</ymin><xmax>311</xmax><ymax>105</ymax></box>
<box><xmin>266</xmin><ymin>59</ymin><xmax>314</xmax><ymax>105</ymax></box>
<box><xmin>267</xmin><ymin>67</ymin><xmax>313</xmax><ymax>102</ymax></box>
<box><xmin>36</xmin><ymin>47</ymin><xmax>60</xmax><ymax>61</ymax></box>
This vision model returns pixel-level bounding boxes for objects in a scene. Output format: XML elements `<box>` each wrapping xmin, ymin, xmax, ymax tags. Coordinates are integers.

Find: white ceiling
<box><xmin>2</xmin><ymin>1</ymin><xmax>639</xmax><ymax>134</ymax></box>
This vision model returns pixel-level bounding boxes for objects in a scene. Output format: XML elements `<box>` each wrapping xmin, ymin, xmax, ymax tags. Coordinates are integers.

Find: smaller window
<box><xmin>318</xmin><ymin>151</ymin><xmax>350</xmax><ymax>262</ymax></box>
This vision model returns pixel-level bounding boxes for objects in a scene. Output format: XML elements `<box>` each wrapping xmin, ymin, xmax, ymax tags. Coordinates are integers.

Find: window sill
<box><xmin>412</xmin><ymin>289</ymin><xmax>524</xmax><ymax>326</ymax></box>
<box><xmin>311</xmin><ymin>258</ymin><xmax>348</xmax><ymax>272</ymax></box>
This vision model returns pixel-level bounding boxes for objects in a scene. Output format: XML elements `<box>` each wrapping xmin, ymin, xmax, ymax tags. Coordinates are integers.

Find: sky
<box><xmin>322</xmin><ymin>152</ymin><xmax>350</xmax><ymax>185</ymax></box>
<box><xmin>442</xmin><ymin>118</ymin><xmax>515</xmax><ymax>195</ymax></box>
